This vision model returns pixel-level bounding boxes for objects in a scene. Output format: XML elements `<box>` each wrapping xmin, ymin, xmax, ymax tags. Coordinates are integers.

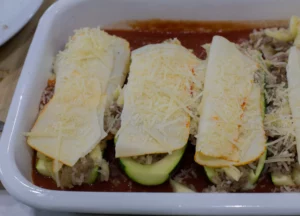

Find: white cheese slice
<box><xmin>195</xmin><ymin>84</ymin><xmax>266</xmax><ymax>167</ymax></box>
<box><xmin>116</xmin><ymin>40</ymin><xmax>202</xmax><ymax>157</ymax></box>
<box><xmin>195</xmin><ymin>36</ymin><xmax>257</xmax><ymax>162</ymax></box>
<box><xmin>27</xmin><ymin>28</ymin><xmax>130</xmax><ymax>167</ymax></box>
<box><xmin>287</xmin><ymin>46</ymin><xmax>300</xmax><ymax>164</ymax></box>
<box><xmin>28</xmin><ymin>71</ymin><xmax>104</xmax><ymax>166</ymax></box>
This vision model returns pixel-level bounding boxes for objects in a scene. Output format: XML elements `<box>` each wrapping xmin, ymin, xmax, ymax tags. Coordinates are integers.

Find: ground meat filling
<box><xmin>204</xmin><ymin>30</ymin><xmax>293</xmax><ymax>192</ymax></box>
<box><xmin>242</xmin><ymin>29</ymin><xmax>296</xmax><ymax>176</ymax></box>
<box><xmin>39</xmin><ymin>79</ymin><xmax>55</xmax><ymax>111</ymax></box>
<box><xmin>206</xmin><ymin>167</ymin><xmax>251</xmax><ymax>193</ymax></box>
<box><xmin>205</xmin><ymin>162</ymin><xmax>261</xmax><ymax>192</ymax></box>
<box><xmin>60</xmin><ymin>156</ymin><xmax>95</xmax><ymax>188</ymax></box>
<box><xmin>132</xmin><ymin>153</ymin><xmax>167</xmax><ymax>165</ymax></box>
<box><xmin>203</xmin><ymin>46</ymin><xmax>266</xmax><ymax>192</ymax></box>
<box><xmin>105</xmin><ymin>101</ymin><xmax>123</xmax><ymax>135</ymax></box>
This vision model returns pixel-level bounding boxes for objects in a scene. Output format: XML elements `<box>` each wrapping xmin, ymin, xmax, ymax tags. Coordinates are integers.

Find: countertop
<box><xmin>0</xmin><ymin>0</ymin><xmax>55</xmax><ymax>124</ymax></box>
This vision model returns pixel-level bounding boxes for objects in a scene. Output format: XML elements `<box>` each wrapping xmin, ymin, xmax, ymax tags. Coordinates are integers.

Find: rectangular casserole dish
<box><xmin>1</xmin><ymin>0</ymin><xmax>300</xmax><ymax>214</ymax></box>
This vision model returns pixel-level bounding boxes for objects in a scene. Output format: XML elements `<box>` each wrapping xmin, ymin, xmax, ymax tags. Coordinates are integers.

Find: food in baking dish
<box><xmin>26</xmin><ymin>16</ymin><xmax>300</xmax><ymax>192</ymax></box>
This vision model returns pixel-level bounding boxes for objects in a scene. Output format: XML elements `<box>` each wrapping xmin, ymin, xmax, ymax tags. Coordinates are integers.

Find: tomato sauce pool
<box><xmin>32</xmin><ymin>20</ymin><xmax>280</xmax><ymax>192</ymax></box>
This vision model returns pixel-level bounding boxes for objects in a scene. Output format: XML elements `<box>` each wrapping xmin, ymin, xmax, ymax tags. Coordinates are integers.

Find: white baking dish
<box><xmin>1</xmin><ymin>0</ymin><xmax>300</xmax><ymax>214</ymax></box>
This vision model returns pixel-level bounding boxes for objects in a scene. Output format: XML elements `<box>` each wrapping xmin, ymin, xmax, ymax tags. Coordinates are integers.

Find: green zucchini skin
<box><xmin>249</xmin><ymin>151</ymin><xmax>267</xmax><ymax>184</ymax></box>
<box><xmin>204</xmin><ymin>166</ymin><xmax>217</xmax><ymax>184</ymax></box>
<box><xmin>119</xmin><ymin>145</ymin><xmax>187</xmax><ymax>186</ymax></box>
<box><xmin>86</xmin><ymin>166</ymin><xmax>99</xmax><ymax>184</ymax></box>
<box><xmin>244</xmin><ymin>150</ymin><xmax>267</xmax><ymax>190</ymax></box>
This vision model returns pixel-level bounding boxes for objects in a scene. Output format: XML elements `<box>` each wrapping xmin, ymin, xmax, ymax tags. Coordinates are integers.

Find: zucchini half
<box><xmin>118</xmin><ymin>145</ymin><xmax>187</xmax><ymax>186</ymax></box>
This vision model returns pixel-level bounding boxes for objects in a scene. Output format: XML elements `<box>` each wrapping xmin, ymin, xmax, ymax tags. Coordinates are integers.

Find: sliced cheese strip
<box><xmin>196</xmin><ymin>36</ymin><xmax>257</xmax><ymax>162</ymax></box>
<box><xmin>116</xmin><ymin>40</ymin><xmax>202</xmax><ymax>157</ymax></box>
<box><xmin>28</xmin><ymin>71</ymin><xmax>104</xmax><ymax>166</ymax></box>
<box><xmin>28</xmin><ymin>28</ymin><xmax>130</xmax><ymax>166</ymax></box>
<box><xmin>287</xmin><ymin>46</ymin><xmax>300</xmax><ymax>164</ymax></box>
<box><xmin>195</xmin><ymin>84</ymin><xmax>266</xmax><ymax>167</ymax></box>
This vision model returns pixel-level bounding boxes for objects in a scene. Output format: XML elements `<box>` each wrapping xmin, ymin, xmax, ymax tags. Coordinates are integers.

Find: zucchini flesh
<box><xmin>36</xmin><ymin>158</ymin><xmax>53</xmax><ymax>177</ymax></box>
<box><xmin>119</xmin><ymin>146</ymin><xmax>186</xmax><ymax>186</ymax></box>
<box><xmin>271</xmin><ymin>168</ymin><xmax>300</xmax><ymax>186</ymax></box>
<box><xmin>204</xmin><ymin>166</ymin><xmax>217</xmax><ymax>184</ymax></box>
<box><xmin>170</xmin><ymin>179</ymin><xmax>195</xmax><ymax>193</ymax></box>
<box><xmin>271</xmin><ymin>173</ymin><xmax>295</xmax><ymax>186</ymax></box>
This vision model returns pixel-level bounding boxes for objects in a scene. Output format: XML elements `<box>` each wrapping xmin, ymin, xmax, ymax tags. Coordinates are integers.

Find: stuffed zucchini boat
<box><xmin>26</xmin><ymin>28</ymin><xmax>130</xmax><ymax>188</ymax></box>
<box><xmin>203</xmin><ymin>82</ymin><xmax>267</xmax><ymax>190</ymax></box>
<box><xmin>241</xmin><ymin>16</ymin><xmax>300</xmax><ymax>189</ymax></box>
<box><xmin>115</xmin><ymin>39</ymin><xmax>205</xmax><ymax>186</ymax></box>
<box><xmin>194</xmin><ymin>36</ymin><xmax>267</xmax><ymax>191</ymax></box>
